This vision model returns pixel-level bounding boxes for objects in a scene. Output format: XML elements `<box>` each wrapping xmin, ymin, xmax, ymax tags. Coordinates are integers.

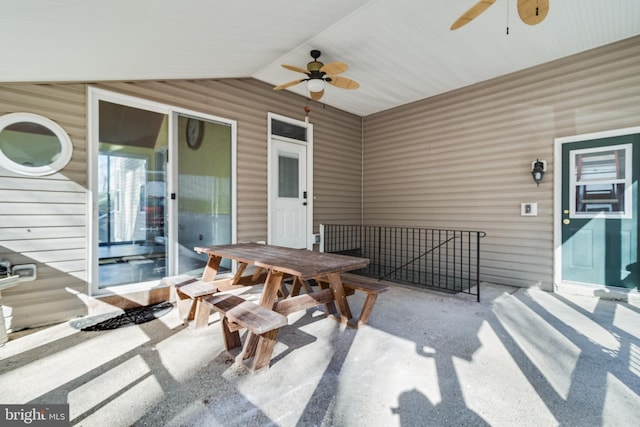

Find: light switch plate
<box><xmin>521</xmin><ymin>203</ymin><xmax>538</xmax><ymax>216</ymax></box>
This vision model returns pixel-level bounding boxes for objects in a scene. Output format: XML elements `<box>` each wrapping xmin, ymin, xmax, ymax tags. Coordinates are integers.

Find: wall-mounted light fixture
<box><xmin>531</xmin><ymin>159</ymin><xmax>547</xmax><ymax>186</ymax></box>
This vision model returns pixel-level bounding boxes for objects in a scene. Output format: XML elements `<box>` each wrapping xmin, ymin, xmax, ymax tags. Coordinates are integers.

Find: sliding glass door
<box><xmin>176</xmin><ymin>114</ymin><xmax>233</xmax><ymax>276</ymax></box>
<box><xmin>96</xmin><ymin>100</ymin><xmax>169</xmax><ymax>288</ymax></box>
<box><xmin>90</xmin><ymin>89</ymin><xmax>235</xmax><ymax>294</ymax></box>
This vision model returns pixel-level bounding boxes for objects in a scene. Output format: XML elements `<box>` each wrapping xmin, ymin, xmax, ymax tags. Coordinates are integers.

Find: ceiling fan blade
<box><xmin>517</xmin><ymin>0</ymin><xmax>549</xmax><ymax>25</ymax></box>
<box><xmin>281</xmin><ymin>64</ymin><xmax>309</xmax><ymax>74</ymax></box>
<box><xmin>320</xmin><ymin>61</ymin><xmax>348</xmax><ymax>75</ymax></box>
<box><xmin>450</xmin><ymin>0</ymin><xmax>496</xmax><ymax>30</ymax></box>
<box><xmin>327</xmin><ymin>76</ymin><xmax>359</xmax><ymax>90</ymax></box>
<box><xmin>273</xmin><ymin>79</ymin><xmax>305</xmax><ymax>90</ymax></box>
<box><xmin>310</xmin><ymin>90</ymin><xmax>324</xmax><ymax>101</ymax></box>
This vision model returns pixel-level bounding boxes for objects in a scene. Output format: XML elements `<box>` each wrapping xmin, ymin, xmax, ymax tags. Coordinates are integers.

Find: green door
<box><xmin>561</xmin><ymin>134</ymin><xmax>639</xmax><ymax>289</ymax></box>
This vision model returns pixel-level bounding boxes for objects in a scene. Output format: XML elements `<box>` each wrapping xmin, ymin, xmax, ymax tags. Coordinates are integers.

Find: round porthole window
<box><xmin>0</xmin><ymin>112</ymin><xmax>73</xmax><ymax>176</ymax></box>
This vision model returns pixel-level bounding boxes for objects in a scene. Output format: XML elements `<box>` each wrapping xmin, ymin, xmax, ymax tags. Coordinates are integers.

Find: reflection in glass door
<box><xmin>177</xmin><ymin>115</ymin><xmax>233</xmax><ymax>276</ymax></box>
<box><xmin>97</xmin><ymin>100</ymin><xmax>168</xmax><ymax>288</ymax></box>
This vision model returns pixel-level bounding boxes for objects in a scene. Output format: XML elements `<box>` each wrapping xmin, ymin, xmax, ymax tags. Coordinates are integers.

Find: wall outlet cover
<box><xmin>11</xmin><ymin>264</ymin><xmax>37</xmax><ymax>281</ymax></box>
<box><xmin>521</xmin><ymin>203</ymin><xmax>538</xmax><ymax>216</ymax></box>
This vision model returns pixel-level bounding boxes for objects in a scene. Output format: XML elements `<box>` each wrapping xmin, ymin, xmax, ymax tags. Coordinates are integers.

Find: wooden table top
<box><xmin>195</xmin><ymin>243</ymin><xmax>369</xmax><ymax>280</ymax></box>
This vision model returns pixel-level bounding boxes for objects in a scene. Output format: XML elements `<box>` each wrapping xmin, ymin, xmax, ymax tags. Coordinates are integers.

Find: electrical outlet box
<box><xmin>521</xmin><ymin>203</ymin><xmax>538</xmax><ymax>216</ymax></box>
<box><xmin>11</xmin><ymin>264</ymin><xmax>37</xmax><ymax>281</ymax></box>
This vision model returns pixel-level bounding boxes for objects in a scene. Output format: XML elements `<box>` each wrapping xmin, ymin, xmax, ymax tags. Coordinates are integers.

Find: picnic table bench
<box><xmin>315</xmin><ymin>274</ymin><xmax>390</xmax><ymax>327</ymax></box>
<box><xmin>204</xmin><ymin>293</ymin><xmax>288</xmax><ymax>372</ymax></box>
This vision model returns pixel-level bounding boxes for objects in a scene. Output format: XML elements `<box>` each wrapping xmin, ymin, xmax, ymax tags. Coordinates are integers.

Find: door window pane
<box><xmin>271</xmin><ymin>118</ymin><xmax>307</xmax><ymax>141</ymax></box>
<box><xmin>278</xmin><ymin>154</ymin><xmax>299</xmax><ymax>198</ymax></box>
<box><xmin>98</xmin><ymin>101</ymin><xmax>168</xmax><ymax>288</ymax></box>
<box><xmin>177</xmin><ymin>115</ymin><xmax>233</xmax><ymax>276</ymax></box>
<box><xmin>98</xmin><ymin>154</ymin><xmax>147</xmax><ymax>243</ymax></box>
<box><xmin>571</xmin><ymin>144</ymin><xmax>632</xmax><ymax>218</ymax></box>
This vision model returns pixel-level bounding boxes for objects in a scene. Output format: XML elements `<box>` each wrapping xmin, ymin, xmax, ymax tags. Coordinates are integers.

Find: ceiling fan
<box><xmin>450</xmin><ymin>0</ymin><xmax>549</xmax><ymax>30</ymax></box>
<box><xmin>273</xmin><ymin>50</ymin><xmax>359</xmax><ymax>101</ymax></box>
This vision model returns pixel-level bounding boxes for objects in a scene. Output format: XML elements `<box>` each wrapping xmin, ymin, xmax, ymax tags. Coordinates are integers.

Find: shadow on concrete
<box><xmin>2</xmin><ymin>282</ymin><xmax>639</xmax><ymax>426</ymax></box>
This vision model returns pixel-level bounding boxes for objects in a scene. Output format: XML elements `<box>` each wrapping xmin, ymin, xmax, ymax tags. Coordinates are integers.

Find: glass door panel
<box><xmin>177</xmin><ymin>115</ymin><xmax>233</xmax><ymax>276</ymax></box>
<box><xmin>97</xmin><ymin>100</ymin><xmax>168</xmax><ymax>288</ymax></box>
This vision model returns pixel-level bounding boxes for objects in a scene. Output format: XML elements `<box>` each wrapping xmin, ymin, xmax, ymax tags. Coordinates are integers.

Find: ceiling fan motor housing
<box><xmin>307</xmin><ymin>49</ymin><xmax>325</xmax><ymax>76</ymax></box>
<box><xmin>307</xmin><ymin>61</ymin><xmax>323</xmax><ymax>72</ymax></box>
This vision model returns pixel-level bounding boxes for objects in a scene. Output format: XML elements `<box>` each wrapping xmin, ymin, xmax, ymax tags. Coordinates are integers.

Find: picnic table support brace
<box><xmin>243</xmin><ymin>269</ymin><xmax>285</xmax><ymax>361</ymax></box>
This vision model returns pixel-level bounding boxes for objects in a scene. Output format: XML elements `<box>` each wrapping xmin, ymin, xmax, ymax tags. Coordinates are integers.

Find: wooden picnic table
<box><xmin>194</xmin><ymin>242</ymin><xmax>370</xmax><ymax>324</ymax></box>
<box><xmin>193</xmin><ymin>243</ymin><xmax>370</xmax><ymax>370</ymax></box>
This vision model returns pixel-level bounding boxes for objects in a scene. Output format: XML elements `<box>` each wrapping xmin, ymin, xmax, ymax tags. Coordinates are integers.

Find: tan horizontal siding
<box><xmin>0</xmin><ymin>83</ymin><xmax>87</xmax><ymax>330</ymax></box>
<box><xmin>0</xmin><ymin>237</ymin><xmax>85</xmax><ymax>252</ymax></box>
<box><xmin>0</xmin><ymin>203</ymin><xmax>84</xmax><ymax>216</ymax></box>
<box><xmin>6</xmin><ymin>298</ymin><xmax>85</xmax><ymax>331</ymax></box>
<box><xmin>312</xmin><ymin>111</ymin><xmax>362</xmax><ymax>225</ymax></box>
<box><xmin>1</xmin><ymin>226</ymin><xmax>86</xmax><ymax>240</ymax></box>
<box><xmin>0</xmin><ymin>176</ymin><xmax>86</xmax><ymax>191</ymax></box>
<box><xmin>363</xmin><ymin>36</ymin><xmax>640</xmax><ymax>290</ymax></box>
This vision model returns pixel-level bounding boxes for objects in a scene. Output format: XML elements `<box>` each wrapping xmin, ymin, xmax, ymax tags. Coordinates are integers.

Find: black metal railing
<box><xmin>320</xmin><ymin>224</ymin><xmax>486</xmax><ymax>301</ymax></box>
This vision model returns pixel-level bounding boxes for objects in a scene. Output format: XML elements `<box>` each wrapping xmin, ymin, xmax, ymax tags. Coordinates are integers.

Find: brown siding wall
<box><xmin>0</xmin><ymin>79</ymin><xmax>362</xmax><ymax>331</ymax></box>
<box><xmin>362</xmin><ymin>36</ymin><xmax>640</xmax><ymax>290</ymax></box>
<box><xmin>0</xmin><ymin>84</ymin><xmax>88</xmax><ymax>329</ymax></box>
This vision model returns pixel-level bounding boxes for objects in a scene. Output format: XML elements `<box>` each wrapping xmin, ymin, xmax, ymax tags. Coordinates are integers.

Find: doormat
<box><xmin>69</xmin><ymin>301</ymin><xmax>173</xmax><ymax>331</ymax></box>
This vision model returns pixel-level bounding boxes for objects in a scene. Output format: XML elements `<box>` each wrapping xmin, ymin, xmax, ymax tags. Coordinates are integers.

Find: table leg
<box><xmin>232</xmin><ymin>262</ymin><xmax>248</xmax><ymax>285</ymax></box>
<box><xmin>221</xmin><ymin>316</ymin><xmax>242</xmax><ymax>351</ymax></box>
<box><xmin>201</xmin><ymin>255</ymin><xmax>222</xmax><ymax>282</ymax></box>
<box><xmin>258</xmin><ymin>269</ymin><xmax>285</xmax><ymax>308</ymax></box>
<box><xmin>249</xmin><ymin>329</ymin><xmax>280</xmax><ymax>371</ymax></box>
<box><xmin>314</xmin><ymin>276</ymin><xmax>337</xmax><ymax>316</ymax></box>
<box><xmin>242</xmin><ymin>269</ymin><xmax>285</xmax><ymax>361</ymax></box>
<box><xmin>327</xmin><ymin>272</ymin><xmax>354</xmax><ymax>325</ymax></box>
<box><xmin>251</xmin><ymin>266</ymin><xmax>265</xmax><ymax>282</ymax></box>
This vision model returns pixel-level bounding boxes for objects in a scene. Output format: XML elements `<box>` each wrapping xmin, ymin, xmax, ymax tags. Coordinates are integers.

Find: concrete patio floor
<box><xmin>1</xmin><ymin>282</ymin><xmax>640</xmax><ymax>426</ymax></box>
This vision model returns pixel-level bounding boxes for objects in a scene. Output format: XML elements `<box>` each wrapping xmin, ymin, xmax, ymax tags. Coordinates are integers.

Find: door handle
<box><xmin>563</xmin><ymin>219</ymin><xmax>570</xmax><ymax>225</ymax></box>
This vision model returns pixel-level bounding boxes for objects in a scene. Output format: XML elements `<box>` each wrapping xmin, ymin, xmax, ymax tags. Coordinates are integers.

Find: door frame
<box><xmin>553</xmin><ymin>125</ymin><xmax>640</xmax><ymax>294</ymax></box>
<box><xmin>267</xmin><ymin>113</ymin><xmax>314</xmax><ymax>250</ymax></box>
<box><xmin>87</xmin><ymin>87</ymin><xmax>237</xmax><ymax>296</ymax></box>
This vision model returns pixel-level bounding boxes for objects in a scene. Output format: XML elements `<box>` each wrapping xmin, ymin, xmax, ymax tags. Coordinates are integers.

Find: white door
<box><xmin>269</xmin><ymin>138</ymin><xmax>308</xmax><ymax>248</ymax></box>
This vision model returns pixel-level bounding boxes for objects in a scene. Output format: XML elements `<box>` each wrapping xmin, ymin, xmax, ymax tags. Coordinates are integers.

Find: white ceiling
<box><xmin>1</xmin><ymin>0</ymin><xmax>639</xmax><ymax>116</ymax></box>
